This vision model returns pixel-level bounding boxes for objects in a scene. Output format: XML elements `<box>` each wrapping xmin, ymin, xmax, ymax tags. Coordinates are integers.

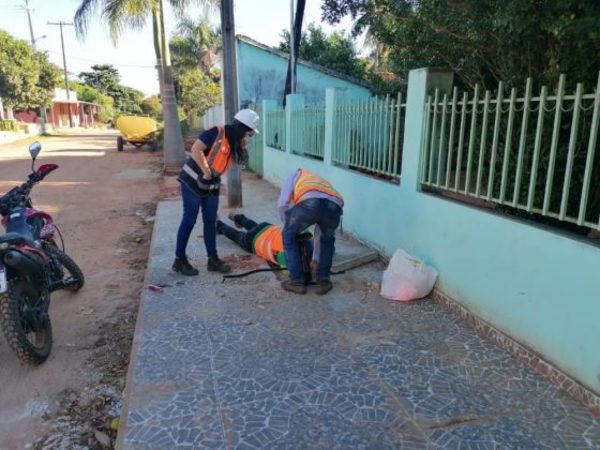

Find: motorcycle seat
<box><xmin>0</xmin><ymin>232</ymin><xmax>36</xmax><ymax>247</ymax></box>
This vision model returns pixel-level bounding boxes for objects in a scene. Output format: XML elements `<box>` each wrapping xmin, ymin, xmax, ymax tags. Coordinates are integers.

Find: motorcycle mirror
<box><xmin>29</xmin><ymin>141</ymin><xmax>42</xmax><ymax>160</ymax></box>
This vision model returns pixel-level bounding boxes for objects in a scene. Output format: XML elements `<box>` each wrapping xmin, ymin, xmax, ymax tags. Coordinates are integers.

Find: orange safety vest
<box><xmin>292</xmin><ymin>169</ymin><xmax>344</xmax><ymax>205</ymax></box>
<box><xmin>252</xmin><ymin>225</ymin><xmax>285</xmax><ymax>265</ymax></box>
<box><xmin>206</xmin><ymin>127</ymin><xmax>232</xmax><ymax>175</ymax></box>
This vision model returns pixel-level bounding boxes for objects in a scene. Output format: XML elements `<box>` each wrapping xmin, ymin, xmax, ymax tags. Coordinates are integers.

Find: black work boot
<box><xmin>172</xmin><ymin>257</ymin><xmax>199</xmax><ymax>276</ymax></box>
<box><xmin>207</xmin><ymin>256</ymin><xmax>231</xmax><ymax>273</ymax></box>
<box><xmin>228</xmin><ymin>212</ymin><xmax>245</xmax><ymax>229</ymax></box>
<box><xmin>315</xmin><ymin>279</ymin><xmax>333</xmax><ymax>295</ymax></box>
<box><xmin>281</xmin><ymin>280</ymin><xmax>307</xmax><ymax>295</ymax></box>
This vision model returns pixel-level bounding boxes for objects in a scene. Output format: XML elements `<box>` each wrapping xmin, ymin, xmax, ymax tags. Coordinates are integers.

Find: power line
<box><xmin>44</xmin><ymin>51</ymin><xmax>156</xmax><ymax>68</ymax></box>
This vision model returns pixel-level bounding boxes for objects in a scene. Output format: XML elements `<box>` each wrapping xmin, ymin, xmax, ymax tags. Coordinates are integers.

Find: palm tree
<box><xmin>74</xmin><ymin>0</ymin><xmax>219</xmax><ymax>170</ymax></box>
<box><xmin>175</xmin><ymin>15</ymin><xmax>221</xmax><ymax>74</ymax></box>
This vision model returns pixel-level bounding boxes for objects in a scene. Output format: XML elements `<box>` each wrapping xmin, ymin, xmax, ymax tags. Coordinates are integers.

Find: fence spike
<box><xmin>475</xmin><ymin>90</ymin><xmax>491</xmax><ymax>197</ymax></box>
<box><xmin>577</xmin><ymin>71</ymin><xmax>600</xmax><ymax>225</ymax></box>
<box><xmin>512</xmin><ymin>77</ymin><xmax>533</xmax><ymax>205</ymax></box>
<box><xmin>525</xmin><ymin>86</ymin><xmax>547</xmax><ymax>211</ymax></box>
<box><xmin>464</xmin><ymin>84</ymin><xmax>479</xmax><ymax>194</ymax></box>
<box><xmin>559</xmin><ymin>83</ymin><xmax>584</xmax><ymax>220</ymax></box>
<box><xmin>542</xmin><ymin>74</ymin><xmax>566</xmax><ymax>214</ymax></box>
<box><xmin>453</xmin><ymin>91</ymin><xmax>468</xmax><ymax>191</ymax></box>
<box><xmin>487</xmin><ymin>81</ymin><xmax>504</xmax><ymax>200</ymax></box>
<box><xmin>444</xmin><ymin>88</ymin><xmax>458</xmax><ymax>188</ymax></box>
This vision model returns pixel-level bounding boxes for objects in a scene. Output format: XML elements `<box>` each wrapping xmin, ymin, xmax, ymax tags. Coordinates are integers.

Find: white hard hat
<box><xmin>234</xmin><ymin>108</ymin><xmax>260</xmax><ymax>134</ymax></box>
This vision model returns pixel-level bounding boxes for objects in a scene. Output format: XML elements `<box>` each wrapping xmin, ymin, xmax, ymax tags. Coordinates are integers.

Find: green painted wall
<box><xmin>236</xmin><ymin>37</ymin><xmax>371</xmax><ymax>107</ymax></box>
<box><xmin>260</xmin><ymin>69</ymin><xmax>600</xmax><ymax>395</ymax></box>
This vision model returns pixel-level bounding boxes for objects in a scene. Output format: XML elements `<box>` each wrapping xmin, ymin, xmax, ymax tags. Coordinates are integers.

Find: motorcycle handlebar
<box><xmin>0</xmin><ymin>163</ymin><xmax>58</xmax><ymax>215</ymax></box>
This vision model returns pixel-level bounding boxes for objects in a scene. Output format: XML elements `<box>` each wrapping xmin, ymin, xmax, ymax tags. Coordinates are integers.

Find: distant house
<box><xmin>236</xmin><ymin>35</ymin><xmax>371</xmax><ymax>107</ymax></box>
<box><xmin>10</xmin><ymin>88</ymin><xmax>99</xmax><ymax>128</ymax></box>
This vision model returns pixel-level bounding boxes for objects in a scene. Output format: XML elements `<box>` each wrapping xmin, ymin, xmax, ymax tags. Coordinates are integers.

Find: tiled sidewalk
<box><xmin>117</xmin><ymin>174</ymin><xmax>600</xmax><ymax>449</ymax></box>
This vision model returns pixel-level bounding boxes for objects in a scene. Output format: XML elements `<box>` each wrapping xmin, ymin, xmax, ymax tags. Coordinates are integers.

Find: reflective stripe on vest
<box><xmin>252</xmin><ymin>225</ymin><xmax>283</xmax><ymax>264</ymax></box>
<box><xmin>206</xmin><ymin>126</ymin><xmax>232</xmax><ymax>175</ymax></box>
<box><xmin>292</xmin><ymin>169</ymin><xmax>343</xmax><ymax>205</ymax></box>
<box><xmin>181</xmin><ymin>163</ymin><xmax>220</xmax><ymax>190</ymax></box>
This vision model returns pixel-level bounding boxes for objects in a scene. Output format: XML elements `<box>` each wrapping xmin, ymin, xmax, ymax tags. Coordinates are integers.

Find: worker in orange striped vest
<box><xmin>277</xmin><ymin>168</ymin><xmax>344</xmax><ymax>295</ymax></box>
<box><xmin>216</xmin><ymin>213</ymin><xmax>313</xmax><ymax>275</ymax></box>
<box><xmin>173</xmin><ymin>109</ymin><xmax>259</xmax><ymax>276</ymax></box>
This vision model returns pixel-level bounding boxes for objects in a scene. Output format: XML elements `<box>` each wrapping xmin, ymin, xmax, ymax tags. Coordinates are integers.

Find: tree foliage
<box><xmin>33</xmin><ymin>53</ymin><xmax>63</xmax><ymax>107</ymax></box>
<box><xmin>70</xmin><ymin>81</ymin><xmax>117</xmax><ymax>123</ymax></box>
<box><xmin>178</xmin><ymin>68</ymin><xmax>221</xmax><ymax>120</ymax></box>
<box><xmin>141</xmin><ymin>95</ymin><xmax>163</xmax><ymax>120</ymax></box>
<box><xmin>172</xmin><ymin>15</ymin><xmax>221</xmax><ymax>75</ymax></box>
<box><xmin>78</xmin><ymin>64</ymin><xmax>144</xmax><ymax>115</ymax></box>
<box><xmin>278</xmin><ymin>24</ymin><xmax>367</xmax><ymax>80</ymax></box>
<box><xmin>169</xmin><ymin>14</ymin><xmax>222</xmax><ymax>122</ymax></box>
<box><xmin>70</xmin><ymin>81</ymin><xmax>100</xmax><ymax>103</ymax></box>
<box><xmin>0</xmin><ymin>30</ymin><xmax>61</xmax><ymax>110</ymax></box>
<box><xmin>78</xmin><ymin>64</ymin><xmax>122</xmax><ymax>98</ymax></box>
<box><xmin>321</xmin><ymin>0</ymin><xmax>600</xmax><ymax>90</ymax></box>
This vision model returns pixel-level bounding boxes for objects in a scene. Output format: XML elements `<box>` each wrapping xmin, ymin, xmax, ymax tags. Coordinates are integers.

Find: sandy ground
<box><xmin>0</xmin><ymin>130</ymin><xmax>162</xmax><ymax>449</ymax></box>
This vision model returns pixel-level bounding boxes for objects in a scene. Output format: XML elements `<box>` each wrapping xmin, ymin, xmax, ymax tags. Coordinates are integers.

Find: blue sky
<box><xmin>0</xmin><ymin>0</ymin><xmax>358</xmax><ymax>96</ymax></box>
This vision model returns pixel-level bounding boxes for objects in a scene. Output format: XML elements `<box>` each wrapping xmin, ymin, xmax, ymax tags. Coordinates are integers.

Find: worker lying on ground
<box><xmin>216</xmin><ymin>213</ymin><xmax>316</xmax><ymax>281</ymax></box>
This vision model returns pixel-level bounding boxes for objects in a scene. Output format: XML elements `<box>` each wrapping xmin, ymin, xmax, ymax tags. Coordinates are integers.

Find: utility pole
<box><xmin>221</xmin><ymin>0</ymin><xmax>242</xmax><ymax>207</ymax></box>
<box><xmin>22</xmin><ymin>0</ymin><xmax>48</xmax><ymax>133</ymax></box>
<box><xmin>24</xmin><ymin>0</ymin><xmax>35</xmax><ymax>45</ymax></box>
<box><xmin>48</xmin><ymin>21</ymin><xmax>74</xmax><ymax>128</ymax></box>
<box><xmin>282</xmin><ymin>0</ymin><xmax>304</xmax><ymax>105</ymax></box>
<box><xmin>290</xmin><ymin>0</ymin><xmax>295</xmax><ymax>94</ymax></box>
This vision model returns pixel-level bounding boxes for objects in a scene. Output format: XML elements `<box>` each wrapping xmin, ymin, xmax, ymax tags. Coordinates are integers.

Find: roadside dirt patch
<box><xmin>32</xmin><ymin>206</ymin><xmax>154</xmax><ymax>450</ymax></box>
<box><xmin>0</xmin><ymin>132</ymin><xmax>161</xmax><ymax>449</ymax></box>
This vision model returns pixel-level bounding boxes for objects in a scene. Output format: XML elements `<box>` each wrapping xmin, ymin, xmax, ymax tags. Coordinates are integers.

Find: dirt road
<box><xmin>0</xmin><ymin>130</ymin><xmax>162</xmax><ymax>449</ymax></box>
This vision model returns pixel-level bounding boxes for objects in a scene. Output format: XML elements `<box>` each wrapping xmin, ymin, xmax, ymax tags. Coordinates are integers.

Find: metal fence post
<box><xmin>401</xmin><ymin>68</ymin><xmax>453</xmax><ymax>191</ymax></box>
<box><xmin>285</xmin><ymin>94</ymin><xmax>305</xmax><ymax>155</ymax></box>
<box><xmin>324</xmin><ymin>88</ymin><xmax>341</xmax><ymax>168</ymax></box>
<box><xmin>261</xmin><ymin>99</ymin><xmax>277</xmax><ymax>175</ymax></box>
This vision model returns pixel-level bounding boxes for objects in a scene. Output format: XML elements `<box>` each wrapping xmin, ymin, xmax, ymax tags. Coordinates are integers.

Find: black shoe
<box><xmin>207</xmin><ymin>256</ymin><xmax>231</xmax><ymax>273</ymax></box>
<box><xmin>315</xmin><ymin>279</ymin><xmax>333</xmax><ymax>295</ymax></box>
<box><xmin>228</xmin><ymin>212</ymin><xmax>245</xmax><ymax>229</ymax></box>
<box><xmin>281</xmin><ymin>280</ymin><xmax>307</xmax><ymax>295</ymax></box>
<box><xmin>172</xmin><ymin>257</ymin><xmax>199</xmax><ymax>276</ymax></box>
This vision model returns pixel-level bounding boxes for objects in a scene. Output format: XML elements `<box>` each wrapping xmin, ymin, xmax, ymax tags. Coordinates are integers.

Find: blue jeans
<box><xmin>175</xmin><ymin>182</ymin><xmax>219</xmax><ymax>259</ymax></box>
<box><xmin>283</xmin><ymin>198</ymin><xmax>342</xmax><ymax>282</ymax></box>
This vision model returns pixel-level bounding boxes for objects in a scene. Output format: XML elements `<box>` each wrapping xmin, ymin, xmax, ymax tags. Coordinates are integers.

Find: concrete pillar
<box><xmin>261</xmin><ymin>99</ymin><xmax>277</xmax><ymax>149</ymax></box>
<box><xmin>401</xmin><ymin>68</ymin><xmax>453</xmax><ymax>191</ymax></box>
<box><xmin>324</xmin><ymin>88</ymin><xmax>343</xmax><ymax>167</ymax></box>
<box><xmin>285</xmin><ymin>94</ymin><xmax>304</xmax><ymax>154</ymax></box>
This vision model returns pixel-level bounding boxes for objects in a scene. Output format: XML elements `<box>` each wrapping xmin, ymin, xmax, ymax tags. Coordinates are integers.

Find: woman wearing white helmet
<box><xmin>173</xmin><ymin>108</ymin><xmax>260</xmax><ymax>276</ymax></box>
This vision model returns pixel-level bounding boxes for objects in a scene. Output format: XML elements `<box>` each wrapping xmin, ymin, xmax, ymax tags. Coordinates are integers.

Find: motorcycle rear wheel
<box><xmin>0</xmin><ymin>279</ymin><xmax>53</xmax><ymax>365</ymax></box>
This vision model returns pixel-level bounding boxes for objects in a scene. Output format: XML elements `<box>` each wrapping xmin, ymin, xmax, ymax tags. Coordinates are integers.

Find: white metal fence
<box><xmin>421</xmin><ymin>73</ymin><xmax>600</xmax><ymax>231</ymax></box>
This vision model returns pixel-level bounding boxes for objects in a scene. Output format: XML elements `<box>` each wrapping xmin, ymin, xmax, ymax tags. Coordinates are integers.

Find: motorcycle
<box><xmin>0</xmin><ymin>141</ymin><xmax>84</xmax><ymax>364</ymax></box>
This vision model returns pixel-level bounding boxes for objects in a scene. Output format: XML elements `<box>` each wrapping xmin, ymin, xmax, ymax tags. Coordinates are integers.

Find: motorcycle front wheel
<box><xmin>0</xmin><ymin>279</ymin><xmax>53</xmax><ymax>365</ymax></box>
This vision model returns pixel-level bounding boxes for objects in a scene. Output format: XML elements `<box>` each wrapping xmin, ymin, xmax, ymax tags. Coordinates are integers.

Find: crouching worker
<box><xmin>278</xmin><ymin>168</ymin><xmax>343</xmax><ymax>295</ymax></box>
<box><xmin>216</xmin><ymin>214</ymin><xmax>314</xmax><ymax>281</ymax></box>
